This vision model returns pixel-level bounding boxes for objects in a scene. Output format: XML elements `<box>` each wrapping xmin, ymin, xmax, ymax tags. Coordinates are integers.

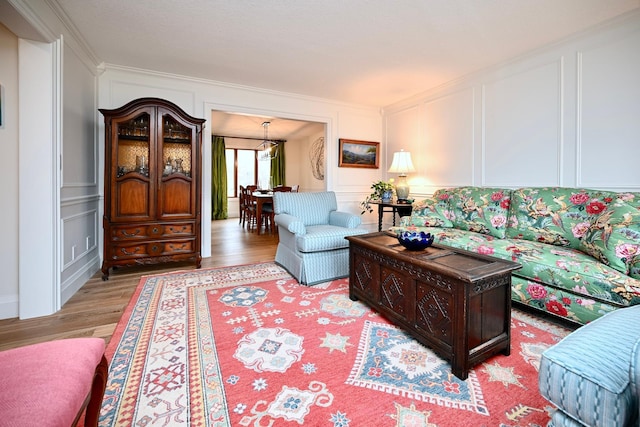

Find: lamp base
<box><xmin>394</xmin><ymin>175</ymin><xmax>410</xmax><ymax>201</ymax></box>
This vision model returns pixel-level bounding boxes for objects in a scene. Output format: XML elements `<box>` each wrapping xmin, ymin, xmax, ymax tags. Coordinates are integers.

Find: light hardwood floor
<box><xmin>0</xmin><ymin>219</ymin><xmax>279</xmax><ymax>351</ymax></box>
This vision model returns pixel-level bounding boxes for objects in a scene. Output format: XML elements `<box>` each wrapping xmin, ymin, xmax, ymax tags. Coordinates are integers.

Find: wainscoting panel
<box><xmin>61</xmin><ymin>47</ymin><xmax>98</xmax><ymax>197</ymax></box>
<box><xmin>481</xmin><ymin>59</ymin><xmax>563</xmax><ymax>188</ymax></box>
<box><xmin>422</xmin><ymin>87</ymin><xmax>475</xmax><ymax>187</ymax></box>
<box><xmin>577</xmin><ymin>27</ymin><xmax>640</xmax><ymax>190</ymax></box>
<box><xmin>62</xmin><ymin>208</ymin><xmax>98</xmax><ymax>269</ymax></box>
<box><xmin>60</xmin><ymin>196</ymin><xmax>101</xmax><ymax>305</ymax></box>
<box><xmin>386</xmin><ymin>104</ymin><xmax>421</xmax><ymax>172</ymax></box>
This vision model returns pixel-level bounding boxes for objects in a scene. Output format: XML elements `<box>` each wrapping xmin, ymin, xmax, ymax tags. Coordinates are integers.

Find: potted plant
<box><xmin>360</xmin><ymin>180</ymin><xmax>395</xmax><ymax>214</ymax></box>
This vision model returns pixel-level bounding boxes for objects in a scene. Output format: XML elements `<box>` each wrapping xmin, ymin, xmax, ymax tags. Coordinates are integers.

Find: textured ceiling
<box><xmin>54</xmin><ymin>0</ymin><xmax>639</xmax><ymax>108</ymax></box>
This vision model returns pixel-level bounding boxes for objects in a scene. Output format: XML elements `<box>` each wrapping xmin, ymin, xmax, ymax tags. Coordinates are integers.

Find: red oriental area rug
<box><xmin>99</xmin><ymin>262</ymin><xmax>569</xmax><ymax>426</ymax></box>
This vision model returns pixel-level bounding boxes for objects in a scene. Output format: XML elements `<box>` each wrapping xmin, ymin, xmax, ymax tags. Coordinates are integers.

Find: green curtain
<box><xmin>211</xmin><ymin>136</ymin><xmax>228</xmax><ymax>220</ymax></box>
<box><xmin>270</xmin><ymin>142</ymin><xmax>286</xmax><ymax>187</ymax></box>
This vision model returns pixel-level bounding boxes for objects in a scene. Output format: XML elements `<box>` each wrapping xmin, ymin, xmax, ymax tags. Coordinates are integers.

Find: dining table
<box><xmin>252</xmin><ymin>191</ymin><xmax>274</xmax><ymax>234</ymax></box>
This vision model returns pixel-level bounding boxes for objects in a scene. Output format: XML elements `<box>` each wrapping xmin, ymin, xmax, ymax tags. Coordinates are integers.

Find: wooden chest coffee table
<box><xmin>346</xmin><ymin>232</ymin><xmax>521</xmax><ymax>380</ymax></box>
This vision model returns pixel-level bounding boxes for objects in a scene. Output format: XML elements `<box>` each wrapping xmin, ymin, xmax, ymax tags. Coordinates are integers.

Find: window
<box><xmin>225</xmin><ymin>149</ymin><xmax>271</xmax><ymax>198</ymax></box>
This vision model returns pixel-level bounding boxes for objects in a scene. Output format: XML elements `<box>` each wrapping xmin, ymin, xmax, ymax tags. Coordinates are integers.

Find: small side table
<box><xmin>372</xmin><ymin>201</ymin><xmax>413</xmax><ymax>232</ymax></box>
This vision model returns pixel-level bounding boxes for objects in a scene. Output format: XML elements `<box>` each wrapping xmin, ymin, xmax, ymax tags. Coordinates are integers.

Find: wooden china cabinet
<box><xmin>100</xmin><ymin>98</ymin><xmax>205</xmax><ymax>280</ymax></box>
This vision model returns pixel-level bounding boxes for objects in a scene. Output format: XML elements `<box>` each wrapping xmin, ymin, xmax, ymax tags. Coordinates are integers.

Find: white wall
<box><xmin>298</xmin><ymin>131</ymin><xmax>327</xmax><ymax>193</ymax></box>
<box><xmin>384</xmin><ymin>11</ymin><xmax>640</xmax><ymax>200</ymax></box>
<box><xmin>0</xmin><ymin>1</ymin><xmax>100</xmax><ymax>319</ymax></box>
<box><xmin>98</xmin><ymin>67</ymin><xmax>383</xmax><ymax>252</ymax></box>
<box><xmin>0</xmin><ymin>24</ymin><xmax>19</xmax><ymax>317</ymax></box>
<box><xmin>59</xmin><ymin>41</ymin><xmax>101</xmax><ymax>305</ymax></box>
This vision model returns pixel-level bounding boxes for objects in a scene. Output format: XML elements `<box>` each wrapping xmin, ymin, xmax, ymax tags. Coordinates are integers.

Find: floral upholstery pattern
<box><xmin>581</xmin><ymin>198</ymin><xmax>640</xmax><ymax>279</ymax></box>
<box><xmin>449</xmin><ymin>187</ymin><xmax>512</xmax><ymax>238</ymax></box>
<box><xmin>395</xmin><ymin>225</ymin><xmax>640</xmax><ymax>324</ymax></box>
<box><xmin>403</xmin><ymin>196</ymin><xmax>453</xmax><ymax>228</ymax></box>
<box><xmin>397</xmin><ymin>186</ymin><xmax>640</xmax><ymax>325</ymax></box>
<box><xmin>506</xmin><ymin>187</ymin><xmax>618</xmax><ymax>250</ymax></box>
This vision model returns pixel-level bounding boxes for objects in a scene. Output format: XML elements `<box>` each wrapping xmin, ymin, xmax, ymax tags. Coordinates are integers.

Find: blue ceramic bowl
<box><xmin>397</xmin><ymin>230</ymin><xmax>435</xmax><ymax>251</ymax></box>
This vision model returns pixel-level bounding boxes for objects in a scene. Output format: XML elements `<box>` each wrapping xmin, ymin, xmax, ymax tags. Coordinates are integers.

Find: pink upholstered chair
<box><xmin>0</xmin><ymin>338</ymin><xmax>108</xmax><ymax>426</ymax></box>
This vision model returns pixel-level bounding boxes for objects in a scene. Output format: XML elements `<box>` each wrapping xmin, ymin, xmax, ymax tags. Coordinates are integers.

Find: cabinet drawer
<box><xmin>111</xmin><ymin>222</ymin><xmax>194</xmax><ymax>240</ymax></box>
<box><xmin>163</xmin><ymin>223</ymin><xmax>194</xmax><ymax>236</ymax></box>
<box><xmin>109</xmin><ymin>239</ymin><xmax>195</xmax><ymax>260</ymax></box>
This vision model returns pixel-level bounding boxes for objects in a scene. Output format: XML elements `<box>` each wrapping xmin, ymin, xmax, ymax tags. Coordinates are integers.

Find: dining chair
<box><xmin>238</xmin><ymin>185</ymin><xmax>246</xmax><ymax>225</ymax></box>
<box><xmin>291</xmin><ymin>184</ymin><xmax>299</xmax><ymax>192</ymax></box>
<box><xmin>263</xmin><ymin>186</ymin><xmax>290</xmax><ymax>231</ymax></box>
<box><xmin>242</xmin><ymin>186</ymin><xmax>258</xmax><ymax>230</ymax></box>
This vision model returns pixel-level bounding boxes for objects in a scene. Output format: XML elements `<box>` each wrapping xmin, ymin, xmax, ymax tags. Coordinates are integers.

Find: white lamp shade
<box><xmin>388</xmin><ymin>150</ymin><xmax>415</xmax><ymax>175</ymax></box>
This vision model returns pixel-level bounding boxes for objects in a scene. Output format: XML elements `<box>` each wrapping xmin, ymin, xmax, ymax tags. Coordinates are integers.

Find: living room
<box><xmin>1</xmin><ymin>2</ymin><xmax>640</xmax><ymax>425</ymax></box>
<box><xmin>1</xmin><ymin>1</ymin><xmax>638</xmax><ymax>322</ymax></box>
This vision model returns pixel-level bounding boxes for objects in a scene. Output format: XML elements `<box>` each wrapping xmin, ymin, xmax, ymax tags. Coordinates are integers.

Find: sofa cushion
<box><xmin>510</xmin><ymin>276</ymin><xmax>617</xmax><ymax>325</ymax></box>
<box><xmin>448</xmin><ymin>187</ymin><xmax>512</xmax><ymax>238</ymax></box>
<box><xmin>581</xmin><ymin>199</ymin><xmax>640</xmax><ymax>277</ymax></box>
<box><xmin>618</xmin><ymin>193</ymin><xmax>640</xmax><ymax>279</ymax></box>
<box><xmin>404</xmin><ymin>197</ymin><xmax>453</xmax><ymax>228</ymax></box>
<box><xmin>506</xmin><ymin>187</ymin><xmax>618</xmax><ymax>250</ymax></box>
<box><xmin>539</xmin><ymin>306</ymin><xmax>640</xmax><ymax>427</ymax></box>
<box><xmin>399</xmin><ymin>225</ymin><xmax>640</xmax><ymax>307</ymax></box>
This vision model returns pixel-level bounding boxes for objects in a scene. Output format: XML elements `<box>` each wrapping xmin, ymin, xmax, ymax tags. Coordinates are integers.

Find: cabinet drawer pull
<box><xmin>168</xmin><ymin>225</ymin><xmax>188</xmax><ymax>233</ymax></box>
<box><xmin>121</xmin><ymin>228</ymin><xmax>142</xmax><ymax>237</ymax></box>
<box><xmin>120</xmin><ymin>246</ymin><xmax>143</xmax><ymax>255</ymax></box>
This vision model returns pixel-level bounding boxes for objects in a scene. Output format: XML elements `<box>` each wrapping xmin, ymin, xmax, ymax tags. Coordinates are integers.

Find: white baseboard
<box><xmin>0</xmin><ymin>295</ymin><xmax>19</xmax><ymax>320</ymax></box>
<box><xmin>61</xmin><ymin>256</ymin><xmax>101</xmax><ymax>306</ymax></box>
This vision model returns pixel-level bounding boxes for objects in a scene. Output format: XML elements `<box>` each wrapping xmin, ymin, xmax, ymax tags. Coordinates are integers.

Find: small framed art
<box><xmin>338</xmin><ymin>139</ymin><xmax>379</xmax><ymax>168</ymax></box>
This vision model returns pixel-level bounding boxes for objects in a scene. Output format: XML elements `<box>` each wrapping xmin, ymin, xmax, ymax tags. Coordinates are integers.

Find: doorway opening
<box><xmin>210</xmin><ymin>110</ymin><xmax>327</xmax><ymax>221</ymax></box>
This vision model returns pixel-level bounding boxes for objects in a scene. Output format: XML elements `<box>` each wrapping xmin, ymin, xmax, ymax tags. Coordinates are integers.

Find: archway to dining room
<box><xmin>203</xmin><ymin>106</ymin><xmax>329</xmax><ymax>254</ymax></box>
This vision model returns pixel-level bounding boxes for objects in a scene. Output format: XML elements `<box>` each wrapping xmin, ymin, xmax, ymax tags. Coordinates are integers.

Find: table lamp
<box><xmin>388</xmin><ymin>150</ymin><xmax>415</xmax><ymax>202</ymax></box>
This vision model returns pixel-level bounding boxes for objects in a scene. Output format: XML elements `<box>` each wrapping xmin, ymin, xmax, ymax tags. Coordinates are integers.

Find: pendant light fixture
<box><xmin>257</xmin><ymin>121</ymin><xmax>278</xmax><ymax>161</ymax></box>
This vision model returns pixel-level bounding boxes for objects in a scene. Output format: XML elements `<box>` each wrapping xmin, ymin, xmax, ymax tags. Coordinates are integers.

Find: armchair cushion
<box><xmin>297</xmin><ymin>224</ymin><xmax>359</xmax><ymax>252</ymax></box>
<box><xmin>631</xmin><ymin>339</ymin><xmax>640</xmax><ymax>423</ymax></box>
<box><xmin>276</xmin><ymin>213</ymin><xmax>307</xmax><ymax>235</ymax></box>
<box><xmin>273</xmin><ymin>191</ymin><xmax>338</xmax><ymax>225</ymax></box>
<box><xmin>539</xmin><ymin>306</ymin><xmax>640</xmax><ymax>426</ymax></box>
<box><xmin>329</xmin><ymin>211</ymin><xmax>362</xmax><ymax>229</ymax></box>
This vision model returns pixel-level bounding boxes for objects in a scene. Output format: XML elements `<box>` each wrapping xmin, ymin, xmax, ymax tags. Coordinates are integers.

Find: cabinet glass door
<box><xmin>116</xmin><ymin>113</ymin><xmax>151</xmax><ymax>177</ymax></box>
<box><xmin>159</xmin><ymin>112</ymin><xmax>195</xmax><ymax>218</ymax></box>
<box><xmin>161</xmin><ymin>114</ymin><xmax>192</xmax><ymax>177</ymax></box>
<box><xmin>113</xmin><ymin>111</ymin><xmax>153</xmax><ymax>220</ymax></box>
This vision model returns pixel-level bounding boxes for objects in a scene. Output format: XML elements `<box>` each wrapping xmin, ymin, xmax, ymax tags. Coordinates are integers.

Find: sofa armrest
<box><xmin>274</xmin><ymin>213</ymin><xmax>307</xmax><ymax>235</ymax></box>
<box><xmin>329</xmin><ymin>211</ymin><xmax>362</xmax><ymax>228</ymax></box>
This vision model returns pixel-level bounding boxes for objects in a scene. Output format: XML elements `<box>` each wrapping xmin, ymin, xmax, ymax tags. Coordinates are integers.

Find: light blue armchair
<box><xmin>273</xmin><ymin>191</ymin><xmax>368</xmax><ymax>285</ymax></box>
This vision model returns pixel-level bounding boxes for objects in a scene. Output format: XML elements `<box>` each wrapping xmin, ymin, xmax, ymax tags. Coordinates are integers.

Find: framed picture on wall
<box><xmin>338</xmin><ymin>139</ymin><xmax>379</xmax><ymax>168</ymax></box>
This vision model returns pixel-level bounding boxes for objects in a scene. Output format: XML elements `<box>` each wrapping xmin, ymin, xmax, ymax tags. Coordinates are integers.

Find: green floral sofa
<box><xmin>394</xmin><ymin>186</ymin><xmax>640</xmax><ymax>325</ymax></box>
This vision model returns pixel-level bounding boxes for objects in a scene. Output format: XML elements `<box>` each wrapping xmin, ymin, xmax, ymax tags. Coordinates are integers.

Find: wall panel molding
<box><xmin>575</xmin><ymin>24</ymin><xmax>640</xmax><ymax>190</ymax></box>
